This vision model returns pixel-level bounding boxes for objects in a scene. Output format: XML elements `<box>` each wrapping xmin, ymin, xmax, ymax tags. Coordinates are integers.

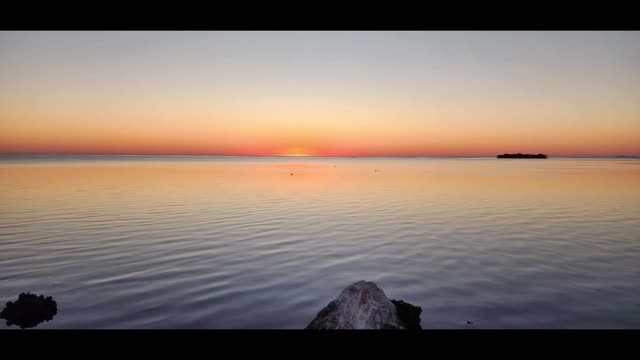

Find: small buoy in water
<box><xmin>467</xmin><ymin>321</ymin><xmax>474</xmax><ymax>325</ymax></box>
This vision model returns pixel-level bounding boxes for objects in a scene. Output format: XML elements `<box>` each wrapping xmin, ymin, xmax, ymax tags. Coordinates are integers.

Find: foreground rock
<box><xmin>0</xmin><ymin>292</ymin><xmax>57</xmax><ymax>329</ymax></box>
<box><xmin>306</xmin><ymin>281</ymin><xmax>422</xmax><ymax>329</ymax></box>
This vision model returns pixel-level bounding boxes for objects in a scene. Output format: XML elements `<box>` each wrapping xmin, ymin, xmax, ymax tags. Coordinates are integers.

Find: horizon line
<box><xmin>1</xmin><ymin>152</ymin><xmax>639</xmax><ymax>158</ymax></box>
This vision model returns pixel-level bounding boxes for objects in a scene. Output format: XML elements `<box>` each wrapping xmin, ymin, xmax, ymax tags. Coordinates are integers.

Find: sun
<box><xmin>281</xmin><ymin>147</ymin><xmax>312</xmax><ymax>157</ymax></box>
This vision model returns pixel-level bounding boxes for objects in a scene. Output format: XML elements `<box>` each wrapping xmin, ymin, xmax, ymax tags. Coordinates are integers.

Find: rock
<box><xmin>0</xmin><ymin>292</ymin><xmax>57</xmax><ymax>329</ymax></box>
<box><xmin>306</xmin><ymin>281</ymin><xmax>421</xmax><ymax>329</ymax></box>
<box><xmin>391</xmin><ymin>299</ymin><xmax>422</xmax><ymax>330</ymax></box>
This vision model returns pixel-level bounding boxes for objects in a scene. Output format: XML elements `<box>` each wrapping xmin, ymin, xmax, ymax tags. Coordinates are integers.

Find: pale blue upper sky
<box><xmin>2</xmin><ymin>31</ymin><xmax>639</xmax><ymax>99</ymax></box>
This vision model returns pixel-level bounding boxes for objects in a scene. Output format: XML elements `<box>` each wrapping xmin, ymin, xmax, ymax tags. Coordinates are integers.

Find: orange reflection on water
<box><xmin>2</xmin><ymin>158</ymin><xmax>640</xmax><ymax>213</ymax></box>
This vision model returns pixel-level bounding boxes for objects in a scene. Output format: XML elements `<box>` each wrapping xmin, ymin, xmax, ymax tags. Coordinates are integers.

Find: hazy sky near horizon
<box><xmin>1</xmin><ymin>31</ymin><xmax>639</xmax><ymax>156</ymax></box>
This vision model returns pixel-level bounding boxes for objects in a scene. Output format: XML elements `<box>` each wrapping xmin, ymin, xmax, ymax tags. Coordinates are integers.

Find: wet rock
<box><xmin>306</xmin><ymin>281</ymin><xmax>421</xmax><ymax>329</ymax></box>
<box><xmin>0</xmin><ymin>292</ymin><xmax>57</xmax><ymax>329</ymax></box>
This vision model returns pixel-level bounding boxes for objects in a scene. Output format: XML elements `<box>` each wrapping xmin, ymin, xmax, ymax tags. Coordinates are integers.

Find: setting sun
<box><xmin>282</xmin><ymin>147</ymin><xmax>312</xmax><ymax>157</ymax></box>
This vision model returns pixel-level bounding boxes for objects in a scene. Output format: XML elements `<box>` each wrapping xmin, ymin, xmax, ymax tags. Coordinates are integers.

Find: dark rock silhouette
<box><xmin>306</xmin><ymin>281</ymin><xmax>422</xmax><ymax>329</ymax></box>
<box><xmin>0</xmin><ymin>292</ymin><xmax>57</xmax><ymax>329</ymax></box>
<box><xmin>497</xmin><ymin>153</ymin><xmax>548</xmax><ymax>159</ymax></box>
<box><xmin>391</xmin><ymin>299</ymin><xmax>422</xmax><ymax>330</ymax></box>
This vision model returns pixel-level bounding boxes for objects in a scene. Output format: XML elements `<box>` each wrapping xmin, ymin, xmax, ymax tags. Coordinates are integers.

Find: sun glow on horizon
<box><xmin>280</xmin><ymin>147</ymin><xmax>313</xmax><ymax>157</ymax></box>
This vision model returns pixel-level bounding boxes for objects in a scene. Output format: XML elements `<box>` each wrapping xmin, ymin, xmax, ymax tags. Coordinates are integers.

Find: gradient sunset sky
<box><xmin>1</xmin><ymin>31</ymin><xmax>639</xmax><ymax>157</ymax></box>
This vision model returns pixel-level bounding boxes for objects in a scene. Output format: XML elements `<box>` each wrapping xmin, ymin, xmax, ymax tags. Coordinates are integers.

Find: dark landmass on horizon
<box><xmin>497</xmin><ymin>153</ymin><xmax>548</xmax><ymax>159</ymax></box>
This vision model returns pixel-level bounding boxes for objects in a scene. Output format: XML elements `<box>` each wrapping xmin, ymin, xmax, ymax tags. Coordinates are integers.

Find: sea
<box><xmin>1</xmin><ymin>155</ymin><xmax>639</xmax><ymax>328</ymax></box>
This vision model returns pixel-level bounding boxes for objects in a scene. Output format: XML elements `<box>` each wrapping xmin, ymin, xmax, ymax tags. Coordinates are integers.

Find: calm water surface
<box><xmin>1</xmin><ymin>155</ymin><xmax>639</xmax><ymax>328</ymax></box>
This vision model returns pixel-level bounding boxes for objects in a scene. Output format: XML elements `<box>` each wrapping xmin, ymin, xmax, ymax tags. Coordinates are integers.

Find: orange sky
<box><xmin>1</xmin><ymin>90</ymin><xmax>638</xmax><ymax>156</ymax></box>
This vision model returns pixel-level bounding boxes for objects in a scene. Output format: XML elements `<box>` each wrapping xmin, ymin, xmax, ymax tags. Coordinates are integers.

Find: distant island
<box><xmin>497</xmin><ymin>153</ymin><xmax>548</xmax><ymax>159</ymax></box>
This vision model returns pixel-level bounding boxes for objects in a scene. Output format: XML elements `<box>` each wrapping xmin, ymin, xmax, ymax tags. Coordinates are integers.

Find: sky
<box><xmin>1</xmin><ymin>31</ymin><xmax>639</xmax><ymax>157</ymax></box>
